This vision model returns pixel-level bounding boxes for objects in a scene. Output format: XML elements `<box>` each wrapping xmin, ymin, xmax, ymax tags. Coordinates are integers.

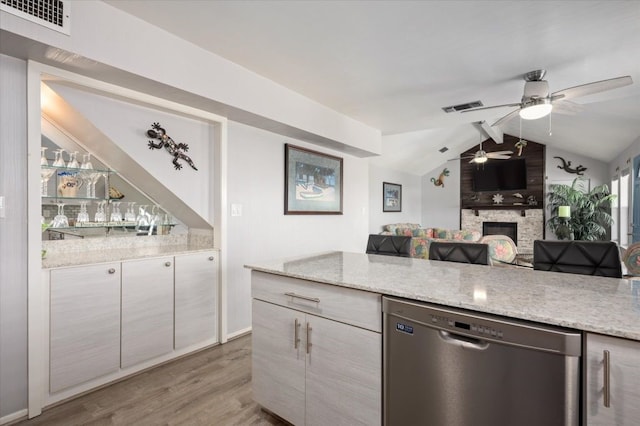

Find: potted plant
<box><xmin>546</xmin><ymin>177</ymin><xmax>616</xmax><ymax>241</ymax></box>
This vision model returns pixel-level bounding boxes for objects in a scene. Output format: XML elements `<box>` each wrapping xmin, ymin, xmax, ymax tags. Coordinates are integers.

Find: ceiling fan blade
<box><xmin>489</xmin><ymin>150</ymin><xmax>514</xmax><ymax>156</ymax></box>
<box><xmin>551</xmin><ymin>76</ymin><xmax>632</xmax><ymax>100</ymax></box>
<box><xmin>552</xmin><ymin>99</ymin><xmax>584</xmax><ymax>115</ymax></box>
<box><xmin>460</xmin><ymin>102</ymin><xmax>521</xmax><ymax>113</ymax></box>
<box><xmin>486</xmin><ymin>155</ymin><xmax>511</xmax><ymax>160</ymax></box>
<box><xmin>491</xmin><ymin>109</ymin><xmax>520</xmax><ymax>127</ymax></box>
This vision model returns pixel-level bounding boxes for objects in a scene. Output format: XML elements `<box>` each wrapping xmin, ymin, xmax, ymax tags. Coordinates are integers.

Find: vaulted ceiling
<box><xmin>105</xmin><ymin>0</ymin><xmax>640</xmax><ymax>175</ymax></box>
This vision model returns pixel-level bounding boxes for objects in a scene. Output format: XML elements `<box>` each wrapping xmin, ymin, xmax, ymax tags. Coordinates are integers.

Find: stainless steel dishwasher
<box><xmin>383</xmin><ymin>296</ymin><xmax>582</xmax><ymax>426</ymax></box>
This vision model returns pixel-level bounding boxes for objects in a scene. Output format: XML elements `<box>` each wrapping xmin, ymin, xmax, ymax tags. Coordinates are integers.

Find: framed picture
<box><xmin>285</xmin><ymin>144</ymin><xmax>343</xmax><ymax>215</ymax></box>
<box><xmin>383</xmin><ymin>182</ymin><xmax>402</xmax><ymax>212</ymax></box>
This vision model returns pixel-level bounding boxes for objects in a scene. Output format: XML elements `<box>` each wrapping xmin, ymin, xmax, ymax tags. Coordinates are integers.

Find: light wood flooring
<box><xmin>14</xmin><ymin>334</ymin><xmax>288</xmax><ymax>426</ymax></box>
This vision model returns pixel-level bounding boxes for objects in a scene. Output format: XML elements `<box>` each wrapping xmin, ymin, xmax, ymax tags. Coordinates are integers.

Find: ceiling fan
<box><xmin>462</xmin><ymin>70</ymin><xmax>633</xmax><ymax>126</ymax></box>
<box><xmin>450</xmin><ymin>138</ymin><xmax>513</xmax><ymax>164</ymax></box>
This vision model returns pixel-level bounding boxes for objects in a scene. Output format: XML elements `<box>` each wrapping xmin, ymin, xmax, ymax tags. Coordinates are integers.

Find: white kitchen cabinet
<box><xmin>252</xmin><ymin>300</ymin><xmax>306</xmax><ymax>426</ymax></box>
<box><xmin>174</xmin><ymin>251</ymin><xmax>218</xmax><ymax>349</ymax></box>
<box><xmin>251</xmin><ymin>271</ymin><xmax>382</xmax><ymax>426</ymax></box>
<box><xmin>50</xmin><ymin>263</ymin><xmax>121</xmax><ymax>392</ymax></box>
<box><xmin>121</xmin><ymin>257</ymin><xmax>174</xmax><ymax>368</ymax></box>
<box><xmin>585</xmin><ymin>333</ymin><xmax>640</xmax><ymax>425</ymax></box>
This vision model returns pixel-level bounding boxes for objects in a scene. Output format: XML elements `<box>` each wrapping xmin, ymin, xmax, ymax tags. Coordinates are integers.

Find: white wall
<box><xmin>226</xmin><ymin>121</ymin><xmax>370</xmax><ymax>333</ymax></box>
<box><xmin>368</xmin><ymin>165</ymin><xmax>421</xmax><ymax>233</ymax></box>
<box><xmin>0</xmin><ymin>54</ymin><xmax>28</xmax><ymax>419</ymax></box>
<box><xmin>421</xmin><ymin>161</ymin><xmax>461</xmax><ymax>229</ymax></box>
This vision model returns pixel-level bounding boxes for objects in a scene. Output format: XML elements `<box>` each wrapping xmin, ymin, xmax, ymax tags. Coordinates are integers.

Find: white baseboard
<box><xmin>0</xmin><ymin>409</ymin><xmax>28</xmax><ymax>425</ymax></box>
<box><xmin>226</xmin><ymin>326</ymin><xmax>252</xmax><ymax>340</ymax></box>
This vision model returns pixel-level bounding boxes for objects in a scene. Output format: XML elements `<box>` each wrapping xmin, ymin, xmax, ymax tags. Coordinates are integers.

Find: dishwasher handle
<box><xmin>439</xmin><ymin>330</ymin><xmax>490</xmax><ymax>350</ymax></box>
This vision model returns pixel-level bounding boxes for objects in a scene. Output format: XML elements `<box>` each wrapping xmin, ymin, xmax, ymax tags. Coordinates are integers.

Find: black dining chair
<box><xmin>533</xmin><ymin>240</ymin><xmax>622</xmax><ymax>278</ymax></box>
<box><xmin>428</xmin><ymin>241</ymin><xmax>490</xmax><ymax>265</ymax></box>
<box><xmin>366</xmin><ymin>235</ymin><xmax>412</xmax><ymax>257</ymax></box>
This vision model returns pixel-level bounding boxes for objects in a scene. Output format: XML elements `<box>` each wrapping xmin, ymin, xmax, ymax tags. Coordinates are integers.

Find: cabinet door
<box><xmin>121</xmin><ymin>257</ymin><xmax>174</xmax><ymax>368</ymax></box>
<box><xmin>252</xmin><ymin>300</ymin><xmax>306</xmax><ymax>426</ymax></box>
<box><xmin>586</xmin><ymin>333</ymin><xmax>640</xmax><ymax>425</ymax></box>
<box><xmin>50</xmin><ymin>263</ymin><xmax>120</xmax><ymax>392</ymax></box>
<box><xmin>305</xmin><ymin>314</ymin><xmax>382</xmax><ymax>426</ymax></box>
<box><xmin>174</xmin><ymin>251</ymin><xmax>217</xmax><ymax>349</ymax></box>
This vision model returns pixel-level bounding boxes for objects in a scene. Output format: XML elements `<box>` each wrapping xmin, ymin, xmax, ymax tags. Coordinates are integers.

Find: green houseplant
<box><xmin>546</xmin><ymin>177</ymin><xmax>616</xmax><ymax>241</ymax></box>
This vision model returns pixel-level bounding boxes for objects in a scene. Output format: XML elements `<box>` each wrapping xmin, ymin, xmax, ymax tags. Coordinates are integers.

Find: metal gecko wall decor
<box><xmin>554</xmin><ymin>156</ymin><xmax>587</xmax><ymax>176</ymax></box>
<box><xmin>146</xmin><ymin>122</ymin><xmax>198</xmax><ymax>170</ymax></box>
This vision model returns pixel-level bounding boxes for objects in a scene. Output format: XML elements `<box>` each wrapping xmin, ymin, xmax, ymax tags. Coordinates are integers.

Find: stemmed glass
<box><xmin>51</xmin><ymin>203</ymin><xmax>69</xmax><ymax>228</ymax></box>
<box><xmin>77</xmin><ymin>201</ymin><xmax>90</xmax><ymax>224</ymax></box>
<box><xmin>110</xmin><ymin>201</ymin><xmax>123</xmax><ymax>222</ymax></box>
<box><xmin>94</xmin><ymin>200</ymin><xmax>107</xmax><ymax>223</ymax></box>
<box><xmin>40</xmin><ymin>147</ymin><xmax>55</xmax><ymax>196</ymax></box>
<box><xmin>67</xmin><ymin>151</ymin><xmax>80</xmax><ymax>169</ymax></box>
<box><xmin>52</xmin><ymin>149</ymin><xmax>66</xmax><ymax>168</ymax></box>
<box><xmin>125</xmin><ymin>202</ymin><xmax>136</xmax><ymax>222</ymax></box>
<box><xmin>80</xmin><ymin>153</ymin><xmax>100</xmax><ymax>198</ymax></box>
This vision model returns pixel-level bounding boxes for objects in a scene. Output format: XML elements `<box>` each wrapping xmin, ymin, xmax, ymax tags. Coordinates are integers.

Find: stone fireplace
<box><xmin>483</xmin><ymin>221</ymin><xmax>518</xmax><ymax>245</ymax></box>
<box><xmin>461</xmin><ymin>209</ymin><xmax>544</xmax><ymax>254</ymax></box>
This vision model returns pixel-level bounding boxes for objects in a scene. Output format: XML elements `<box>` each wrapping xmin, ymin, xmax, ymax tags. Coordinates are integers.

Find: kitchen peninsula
<box><xmin>246</xmin><ymin>251</ymin><xmax>640</xmax><ymax>426</ymax></box>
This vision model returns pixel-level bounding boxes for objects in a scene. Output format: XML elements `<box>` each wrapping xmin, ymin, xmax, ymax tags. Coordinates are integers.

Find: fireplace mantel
<box><xmin>465</xmin><ymin>205</ymin><xmax>541</xmax><ymax>217</ymax></box>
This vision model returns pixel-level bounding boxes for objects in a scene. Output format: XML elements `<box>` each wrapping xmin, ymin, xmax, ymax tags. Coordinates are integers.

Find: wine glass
<box><xmin>40</xmin><ymin>147</ymin><xmax>50</xmax><ymax>166</ymax></box>
<box><xmin>76</xmin><ymin>201</ymin><xmax>89</xmax><ymax>224</ymax></box>
<box><xmin>80</xmin><ymin>153</ymin><xmax>99</xmax><ymax>198</ymax></box>
<box><xmin>52</xmin><ymin>149</ymin><xmax>66</xmax><ymax>168</ymax></box>
<box><xmin>51</xmin><ymin>203</ymin><xmax>69</xmax><ymax>228</ymax></box>
<box><xmin>40</xmin><ymin>146</ymin><xmax>55</xmax><ymax>196</ymax></box>
<box><xmin>94</xmin><ymin>200</ymin><xmax>106</xmax><ymax>223</ymax></box>
<box><xmin>110</xmin><ymin>201</ymin><xmax>123</xmax><ymax>222</ymax></box>
<box><xmin>67</xmin><ymin>151</ymin><xmax>80</xmax><ymax>169</ymax></box>
<box><xmin>125</xmin><ymin>202</ymin><xmax>136</xmax><ymax>222</ymax></box>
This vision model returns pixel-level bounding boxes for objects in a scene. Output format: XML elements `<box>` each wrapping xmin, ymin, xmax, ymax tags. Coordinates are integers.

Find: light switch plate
<box><xmin>0</xmin><ymin>196</ymin><xmax>5</xmax><ymax>218</ymax></box>
<box><xmin>231</xmin><ymin>203</ymin><xmax>242</xmax><ymax>217</ymax></box>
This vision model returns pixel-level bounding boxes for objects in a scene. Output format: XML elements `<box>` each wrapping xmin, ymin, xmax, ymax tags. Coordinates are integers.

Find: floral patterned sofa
<box><xmin>381</xmin><ymin>223</ymin><xmax>482</xmax><ymax>260</ymax></box>
<box><xmin>381</xmin><ymin>223</ymin><xmax>518</xmax><ymax>265</ymax></box>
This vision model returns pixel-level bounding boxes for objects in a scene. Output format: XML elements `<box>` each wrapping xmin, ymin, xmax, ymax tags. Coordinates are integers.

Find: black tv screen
<box><xmin>472</xmin><ymin>158</ymin><xmax>527</xmax><ymax>192</ymax></box>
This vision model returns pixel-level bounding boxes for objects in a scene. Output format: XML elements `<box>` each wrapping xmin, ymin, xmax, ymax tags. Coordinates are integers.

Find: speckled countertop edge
<box><xmin>246</xmin><ymin>251</ymin><xmax>640</xmax><ymax>341</ymax></box>
<box><xmin>43</xmin><ymin>244</ymin><xmax>216</xmax><ymax>268</ymax></box>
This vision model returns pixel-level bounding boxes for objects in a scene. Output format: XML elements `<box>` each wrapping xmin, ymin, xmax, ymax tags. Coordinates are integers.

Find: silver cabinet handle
<box><xmin>294</xmin><ymin>318</ymin><xmax>301</xmax><ymax>349</ymax></box>
<box><xmin>108</xmin><ymin>268</ymin><xmax>116</xmax><ymax>274</ymax></box>
<box><xmin>603</xmin><ymin>350</ymin><xmax>611</xmax><ymax>408</ymax></box>
<box><xmin>208</xmin><ymin>256</ymin><xmax>214</xmax><ymax>261</ymax></box>
<box><xmin>165</xmin><ymin>261</ymin><xmax>171</xmax><ymax>267</ymax></box>
<box><xmin>306</xmin><ymin>322</ymin><xmax>312</xmax><ymax>354</ymax></box>
<box><xmin>284</xmin><ymin>292</ymin><xmax>320</xmax><ymax>304</ymax></box>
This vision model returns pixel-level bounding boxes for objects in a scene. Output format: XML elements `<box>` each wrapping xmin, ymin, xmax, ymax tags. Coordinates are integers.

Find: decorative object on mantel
<box><xmin>430</xmin><ymin>168</ymin><xmax>449</xmax><ymax>187</ymax></box>
<box><xmin>514</xmin><ymin>139</ymin><xmax>527</xmax><ymax>156</ymax></box>
<box><xmin>146</xmin><ymin>122</ymin><xmax>198</xmax><ymax>171</ymax></box>
<box><xmin>492</xmin><ymin>194</ymin><xmax>504</xmax><ymax>204</ymax></box>
<box><xmin>527</xmin><ymin>195</ymin><xmax>538</xmax><ymax>206</ymax></box>
<box><xmin>554</xmin><ymin>156</ymin><xmax>587</xmax><ymax>176</ymax></box>
<box><xmin>546</xmin><ymin>177</ymin><xmax>615</xmax><ymax>240</ymax></box>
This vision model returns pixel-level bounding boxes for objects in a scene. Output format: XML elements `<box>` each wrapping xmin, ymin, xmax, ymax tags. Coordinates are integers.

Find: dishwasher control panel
<box><xmin>430</xmin><ymin>313</ymin><xmax>504</xmax><ymax>339</ymax></box>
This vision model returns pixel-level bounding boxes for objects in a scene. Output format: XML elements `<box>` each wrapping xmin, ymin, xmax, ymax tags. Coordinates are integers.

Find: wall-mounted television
<box><xmin>472</xmin><ymin>158</ymin><xmax>527</xmax><ymax>192</ymax></box>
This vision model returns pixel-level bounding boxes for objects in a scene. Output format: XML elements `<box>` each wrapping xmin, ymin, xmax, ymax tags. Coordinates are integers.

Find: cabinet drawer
<box><xmin>251</xmin><ymin>271</ymin><xmax>381</xmax><ymax>332</ymax></box>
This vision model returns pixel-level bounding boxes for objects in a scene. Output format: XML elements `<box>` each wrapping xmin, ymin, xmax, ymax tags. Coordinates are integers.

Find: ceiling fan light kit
<box><xmin>519</xmin><ymin>98</ymin><xmax>553</xmax><ymax>120</ymax></box>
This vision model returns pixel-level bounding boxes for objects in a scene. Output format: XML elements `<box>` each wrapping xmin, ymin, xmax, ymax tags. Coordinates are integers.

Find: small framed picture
<box><xmin>383</xmin><ymin>182</ymin><xmax>402</xmax><ymax>212</ymax></box>
<box><xmin>284</xmin><ymin>144</ymin><xmax>343</xmax><ymax>215</ymax></box>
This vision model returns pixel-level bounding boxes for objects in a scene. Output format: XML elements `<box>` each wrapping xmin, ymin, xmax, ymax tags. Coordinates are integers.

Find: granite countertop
<box><xmin>246</xmin><ymin>251</ymin><xmax>640</xmax><ymax>341</ymax></box>
<box><xmin>42</xmin><ymin>244</ymin><xmax>216</xmax><ymax>268</ymax></box>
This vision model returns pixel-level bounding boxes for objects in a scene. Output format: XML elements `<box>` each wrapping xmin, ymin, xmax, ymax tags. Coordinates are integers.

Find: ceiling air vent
<box><xmin>442</xmin><ymin>100</ymin><xmax>483</xmax><ymax>113</ymax></box>
<box><xmin>1</xmin><ymin>0</ymin><xmax>70</xmax><ymax>35</ymax></box>
<box><xmin>438</xmin><ymin>147</ymin><xmax>449</xmax><ymax>153</ymax></box>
